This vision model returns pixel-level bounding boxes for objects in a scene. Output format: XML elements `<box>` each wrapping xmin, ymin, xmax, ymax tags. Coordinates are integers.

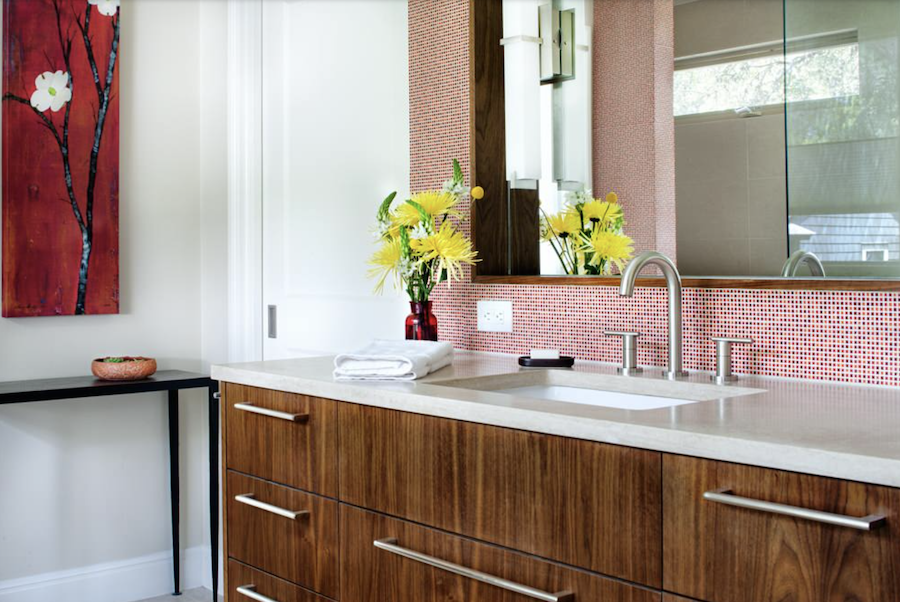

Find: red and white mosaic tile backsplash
<box><xmin>409</xmin><ymin>0</ymin><xmax>900</xmax><ymax>387</ymax></box>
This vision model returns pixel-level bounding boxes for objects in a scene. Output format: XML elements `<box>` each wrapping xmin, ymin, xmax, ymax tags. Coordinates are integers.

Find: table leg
<box><xmin>168</xmin><ymin>389</ymin><xmax>182</xmax><ymax>596</ymax></box>
<box><xmin>209</xmin><ymin>384</ymin><xmax>220</xmax><ymax>601</ymax></box>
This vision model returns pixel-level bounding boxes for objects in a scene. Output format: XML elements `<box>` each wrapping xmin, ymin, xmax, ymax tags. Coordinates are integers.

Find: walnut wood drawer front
<box><xmin>341</xmin><ymin>504</ymin><xmax>661</xmax><ymax>602</ymax></box>
<box><xmin>227</xmin><ymin>560</ymin><xmax>332</xmax><ymax>602</ymax></box>
<box><xmin>226</xmin><ymin>471</ymin><xmax>339</xmax><ymax>599</ymax></box>
<box><xmin>663</xmin><ymin>454</ymin><xmax>900</xmax><ymax>602</ymax></box>
<box><xmin>223</xmin><ymin>383</ymin><xmax>337</xmax><ymax>496</ymax></box>
<box><xmin>338</xmin><ymin>403</ymin><xmax>663</xmax><ymax>588</ymax></box>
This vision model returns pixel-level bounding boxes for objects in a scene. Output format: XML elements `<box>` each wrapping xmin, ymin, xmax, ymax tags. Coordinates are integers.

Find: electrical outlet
<box><xmin>477</xmin><ymin>300</ymin><xmax>513</xmax><ymax>332</ymax></box>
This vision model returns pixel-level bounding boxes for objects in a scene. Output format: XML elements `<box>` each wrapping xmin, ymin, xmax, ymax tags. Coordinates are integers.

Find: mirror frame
<box><xmin>468</xmin><ymin>0</ymin><xmax>900</xmax><ymax>292</ymax></box>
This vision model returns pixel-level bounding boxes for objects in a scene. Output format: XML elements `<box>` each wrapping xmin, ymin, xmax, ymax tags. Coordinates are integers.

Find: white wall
<box><xmin>0</xmin><ymin>1</ymin><xmax>227</xmax><ymax>600</ymax></box>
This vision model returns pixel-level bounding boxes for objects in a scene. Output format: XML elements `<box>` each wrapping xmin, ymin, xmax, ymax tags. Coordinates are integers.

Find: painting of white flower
<box><xmin>29</xmin><ymin>71</ymin><xmax>71</xmax><ymax>113</ymax></box>
<box><xmin>88</xmin><ymin>0</ymin><xmax>119</xmax><ymax>17</ymax></box>
<box><xmin>3</xmin><ymin>0</ymin><xmax>121</xmax><ymax>317</ymax></box>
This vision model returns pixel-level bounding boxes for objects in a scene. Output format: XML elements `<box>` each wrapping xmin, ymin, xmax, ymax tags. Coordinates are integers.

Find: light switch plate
<box><xmin>477</xmin><ymin>300</ymin><xmax>513</xmax><ymax>332</ymax></box>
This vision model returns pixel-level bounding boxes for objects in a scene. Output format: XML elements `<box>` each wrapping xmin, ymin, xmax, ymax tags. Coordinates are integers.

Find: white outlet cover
<box><xmin>477</xmin><ymin>300</ymin><xmax>513</xmax><ymax>332</ymax></box>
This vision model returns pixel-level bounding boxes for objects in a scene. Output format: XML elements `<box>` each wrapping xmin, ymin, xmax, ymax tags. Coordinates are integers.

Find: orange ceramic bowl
<box><xmin>91</xmin><ymin>357</ymin><xmax>158</xmax><ymax>381</ymax></box>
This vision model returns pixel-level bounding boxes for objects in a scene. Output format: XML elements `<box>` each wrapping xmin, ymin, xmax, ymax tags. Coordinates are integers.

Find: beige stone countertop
<box><xmin>212</xmin><ymin>352</ymin><xmax>900</xmax><ymax>488</ymax></box>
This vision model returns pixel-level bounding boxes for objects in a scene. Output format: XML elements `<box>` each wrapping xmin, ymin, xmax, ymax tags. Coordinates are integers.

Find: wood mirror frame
<box><xmin>468</xmin><ymin>0</ymin><xmax>900</xmax><ymax>292</ymax></box>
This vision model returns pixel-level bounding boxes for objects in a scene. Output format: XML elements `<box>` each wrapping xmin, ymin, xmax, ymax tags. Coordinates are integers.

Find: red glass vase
<box><xmin>405</xmin><ymin>301</ymin><xmax>438</xmax><ymax>341</ymax></box>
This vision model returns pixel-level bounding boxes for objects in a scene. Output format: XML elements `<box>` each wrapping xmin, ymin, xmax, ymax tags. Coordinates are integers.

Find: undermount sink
<box><xmin>431</xmin><ymin>369</ymin><xmax>764</xmax><ymax>411</ymax></box>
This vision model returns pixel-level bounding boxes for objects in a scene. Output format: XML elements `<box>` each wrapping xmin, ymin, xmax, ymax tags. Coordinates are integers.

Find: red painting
<box><xmin>2</xmin><ymin>0</ymin><xmax>119</xmax><ymax>317</ymax></box>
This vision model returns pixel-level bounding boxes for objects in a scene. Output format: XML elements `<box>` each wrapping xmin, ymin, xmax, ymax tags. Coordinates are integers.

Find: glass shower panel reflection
<box><xmin>785</xmin><ymin>0</ymin><xmax>900</xmax><ymax>277</ymax></box>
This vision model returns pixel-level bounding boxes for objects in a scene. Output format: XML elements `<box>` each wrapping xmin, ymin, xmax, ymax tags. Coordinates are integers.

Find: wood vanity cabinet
<box><xmin>227</xmin><ymin>560</ymin><xmax>332</xmax><ymax>602</ymax></box>
<box><xmin>338</xmin><ymin>402</ymin><xmax>663</xmax><ymax>588</ymax></box>
<box><xmin>220</xmin><ymin>383</ymin><xmax>900</xmax><ymax>602</ymax></box>
<box><xmin>340</xmin><ymin>504</ymin><xmax>660</xmax><ymax>602</ymax></box>
<box><xmin>664</xmin><ymin>454</ymin><xmax>900</xmax><ymax>602</ymax></box>
<box><xmin>224</xmin><ymin>383</ymin><xmax>338</xmax><ymax>497</ymax></box>
<box><xmin>225</xmin><ymin>471</ymin><xmax>339</xmax><ymax>599</ymax></box>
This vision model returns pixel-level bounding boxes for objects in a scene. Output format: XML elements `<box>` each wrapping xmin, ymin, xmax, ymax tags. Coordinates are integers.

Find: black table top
<box><xmin>0</xmin><ymin>370</ymin><xmax>213</xmax><ymax>405</ymax></box>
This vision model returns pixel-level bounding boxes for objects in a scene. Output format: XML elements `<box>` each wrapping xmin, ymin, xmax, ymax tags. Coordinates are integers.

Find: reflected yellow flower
<box><xmin>583</xmin><ymin>230</ymin><xmax>634</xmax><ymax>273</ymax></box>
<box><xmin>582</xmin><ymin>201</ymin><xmax>622</xmax><ymax>225</ymax></box>
<box><xmin>543</xmin><ymin>209</ymin><xmax>581</xmax><ymax>240</ymax></box>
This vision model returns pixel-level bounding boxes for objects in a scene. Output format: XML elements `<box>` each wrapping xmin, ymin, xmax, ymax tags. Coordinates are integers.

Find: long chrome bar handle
<box><xmin>234</xmin><ymin>493</ymin><xmax>309</xmax><ymax>520</ymax></box>
<box><xmin>374</xmin><ymin>538</ymin><xmax>574</xmax><ymax>601</ymax></box>
<box><xmin>703</xmin><ymin>488</ymin><xmax>886</xmax><ymax>531</ymax></box>
<box><xmin>236</xmin><ymin>585</ymin><xmax>279</xmax><ymax>602</ymax></box>
<box><xmin>233</xmin><ymin>402</ymin><xmax>308</xmax><ymax>422</ymax></box>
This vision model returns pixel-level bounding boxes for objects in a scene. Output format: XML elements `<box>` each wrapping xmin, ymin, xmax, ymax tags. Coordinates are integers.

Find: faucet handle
<box><xmin>710</xmin><ymin>336</ymin><xmax>754</xmax><ymax>383</ymax></box>
<box><xmin>604</xmin><ymin>331</ymin><xmax>642</xmax><ymax>375</ymax></box>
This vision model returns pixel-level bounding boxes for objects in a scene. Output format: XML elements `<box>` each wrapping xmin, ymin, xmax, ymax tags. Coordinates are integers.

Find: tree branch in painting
<box><xmin>2</xmin><ymin>0</ymin><xmax>119</xmax><ymax>315</ymax></box>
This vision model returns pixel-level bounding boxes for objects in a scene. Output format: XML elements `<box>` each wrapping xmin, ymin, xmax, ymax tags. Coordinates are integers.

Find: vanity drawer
<box><xmin>663</xmin><ymin>454</ymin><xmax>900</xmax><ymax>602</ymax></box>
<box><xmin>226</xmin><ymin>471</ymin><xmax>339</xmax><ymax>599</ymax></box>
<box><xmin>338</xmin><ymin>403</ymin><xmax>662</xmax><ymax>587</ymax></box>
<box><xmin>227</xmin><ymin>559</ymin><xmax>331</xmax><ymax>602</ymax></box>
<box><xmin>223</xmin><ymin>383</ymin><xmax>337</xmax><ymax>496</ymax></box>
<box><xmin>341</xmin><ymin>504</ymin><xmax>660</xmax><ymax>602</ymax></box>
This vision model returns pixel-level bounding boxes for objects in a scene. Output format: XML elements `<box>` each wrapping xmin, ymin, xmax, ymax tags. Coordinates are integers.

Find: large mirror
<box><xmin>474</xmin><ymin>0</ymin><xmax>900</xmax><ymax>284</ymax></box>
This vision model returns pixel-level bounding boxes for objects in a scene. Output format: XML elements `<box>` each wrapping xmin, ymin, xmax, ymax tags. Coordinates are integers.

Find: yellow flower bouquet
<box><xmin>369</xmin><ymin>160</ymin><xmax>480</xmax><ymax>304</ymax></box>
<box><xmin>541</xmin><ymin>191</ymin><xmax>634</xmax><ymax>275</ymax></box>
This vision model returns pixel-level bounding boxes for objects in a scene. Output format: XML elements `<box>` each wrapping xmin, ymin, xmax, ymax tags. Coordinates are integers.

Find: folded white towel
<box><xmin>333</xmin><ymin>339</ymin><xmax>454</xmax><ymax>381</ymax></box>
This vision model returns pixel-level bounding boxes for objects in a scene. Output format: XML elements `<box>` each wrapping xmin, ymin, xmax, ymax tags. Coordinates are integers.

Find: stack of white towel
<box><xmin>333</xmin><ymin>339</ymin><xmax>454</xmax><ymax>381</ymax></box>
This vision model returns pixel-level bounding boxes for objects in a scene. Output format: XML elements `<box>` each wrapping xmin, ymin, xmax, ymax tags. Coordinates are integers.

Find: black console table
<box><xmin>0</xmin><ymin>370</ymin><xmax>219</xmax><ymax>600</ymax></box>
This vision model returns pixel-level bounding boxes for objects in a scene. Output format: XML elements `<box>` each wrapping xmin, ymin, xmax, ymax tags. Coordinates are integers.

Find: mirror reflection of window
<box><xmin>785</xmin><ymin>0</ymin><xmax>900</xmax><ymax>278</ymax></box>
<box><xmin>674</xmin><ymin>0</ymin><xmax>900</xmax><ymax>278</ymax></box>
<box><xmin>674</xmin><ymin>0</ymin><xmax>789</xmax><ymax>277</ymax></box>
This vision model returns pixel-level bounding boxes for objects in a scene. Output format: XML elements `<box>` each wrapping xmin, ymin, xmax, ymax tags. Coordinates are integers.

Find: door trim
<box><xmin>226</xmin><ymin>0</ymin><xmax>264</xmax><ymax>362</ymax></box>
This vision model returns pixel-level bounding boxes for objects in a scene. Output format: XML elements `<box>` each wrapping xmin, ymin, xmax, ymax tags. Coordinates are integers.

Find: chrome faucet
<box><xmin>781</xmin><ymin>250</ymin><xmax>826</xmax><ymax>277</ymax></box>
<box><xmin>619</xmin><ymin>251</ymin><xmax>688</xmax><ymax>379</ymax></box>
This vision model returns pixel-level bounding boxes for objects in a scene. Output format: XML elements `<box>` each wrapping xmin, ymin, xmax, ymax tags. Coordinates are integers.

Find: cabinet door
<box><xmin>227</xmin><ymin>560</ymin><xmax>331</xmax><ymax>602</ymax></box>
<box><xmin>223</xmin><ymin>383</ymin><xmax>337</xmax><ymax>496</ymax></box>
<box><xmin>341</xmin><ymin>504</ymin><xmax>661</xmax><ymax>602</ymax></box>
<box><xmin>664</xmin><ymin>454</ymin><xmax>900</xmax><ymax>602</ymax></box>
<box><xmin>226</xmin><ymin>471</ymin><xmax>339</xmax><ymax>599</ymax></box>
<box><xmin>338</xmin><ymin>403</ymin><xmax>663</xmax><ymax>587</ymax></box>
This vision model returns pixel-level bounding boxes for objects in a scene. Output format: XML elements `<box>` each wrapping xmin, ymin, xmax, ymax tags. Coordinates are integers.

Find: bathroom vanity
<box><xmin>213</xmin><ymin>355</ymin><xmax>900</xmax><ymax>602</ymax></box>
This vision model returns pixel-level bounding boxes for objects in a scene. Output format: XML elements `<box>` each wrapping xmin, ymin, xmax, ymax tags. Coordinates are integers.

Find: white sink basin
<box><xmin>431</xmin><ymin>369</ymin><xmax>764</xmax><ymax>411</ymax></box>
<box><xmin>499</xmin><ymin>384</ymin><xmax>702</xmax><ymax>410</ymax></box>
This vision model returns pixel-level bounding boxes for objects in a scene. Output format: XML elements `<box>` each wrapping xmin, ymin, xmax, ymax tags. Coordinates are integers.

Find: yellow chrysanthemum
<box><xmin>394</xmin><ymin>191</ymin><xmax>459</xmax><ymax>226</ymax></box>
<box><xmin>583</xmin><ymin>230</ymin><xmax>634</xmax><ymax>273</ymax></box>
<box><xmin>414</xmin><ymin>221</ymin><xmax>478</xmax><ymax>282</ymax></box>
<box><xmin>368</xmin><ymin>237</ymin><xmax>403</xmax><ymax>293</ymax></box>
<box><xmin>543</xmin><ymin>209</ymin><xmax>582</xmax><ymax>240</ymax></box>
<box><xmin>605</xmin><ymin>191</ymin><xmax>618</xmax><ymax>204</ymax></box>
<box><xmin>582</xmin><ymin>201</ymin><xmax>622</xmax><ymax>224</ymax></box>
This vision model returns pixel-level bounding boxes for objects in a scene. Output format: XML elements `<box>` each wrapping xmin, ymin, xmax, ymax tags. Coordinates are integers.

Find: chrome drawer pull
<box><xmin>236</xmin><ymin>585</ymin><xmax>278</xmax><ymax>602</ymax></box>
<box><xmin>234</xmin><ymin>402</ymin><xmax>308</xmax><ymax>422</ymax></box>
<box><xmin>374</xmin><ymin>538</ymin><xmax>574</xmax><ymax>602</ymax></box>
<box><xmin>235</xmin><ymin>493</ymin><xmax>309</xmax><ymax>520</ymax></box>
<box><xmin>703</xmin><ymin>488</ymin><xmax>886</xmax><ymax>531</ymax></box>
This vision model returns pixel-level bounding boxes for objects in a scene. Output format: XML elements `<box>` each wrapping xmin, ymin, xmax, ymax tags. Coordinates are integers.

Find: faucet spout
<box><xmin>619</xmin><ymin>251</ymin><xmax>687</xmax><ymax>379</ymax></box>
<box><xmin>781</xmin><ymin>250</ymin><xmax>826</xmax><ymax>277</ymax></box>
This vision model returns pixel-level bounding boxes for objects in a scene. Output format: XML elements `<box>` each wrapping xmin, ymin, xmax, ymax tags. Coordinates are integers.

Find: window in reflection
<box><xmin>675</xmin><ymin>37</ymin><xmax>859</xmax><ymax>117</ymax></box>
<box><xmin>674</xmin><ymin>0</ymin><xmax>900</xmax><ymax>279</ymax></box>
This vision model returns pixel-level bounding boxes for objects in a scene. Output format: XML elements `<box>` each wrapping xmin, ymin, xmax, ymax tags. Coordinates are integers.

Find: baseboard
<box><xmin>0</xmin><ymin>545</ymin><xmax>211</xmax><ymax>602</ymax></box>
